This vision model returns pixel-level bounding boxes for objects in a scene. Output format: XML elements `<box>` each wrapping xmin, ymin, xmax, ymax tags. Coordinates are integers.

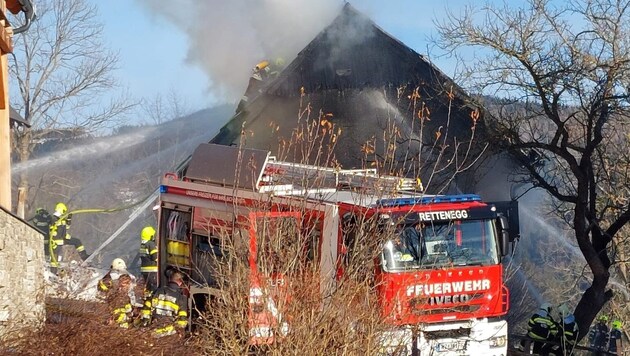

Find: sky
<box><xmin>90</xmin><ymin>0</ymin><xmax>476</xmax><ymax>114</ymax></box>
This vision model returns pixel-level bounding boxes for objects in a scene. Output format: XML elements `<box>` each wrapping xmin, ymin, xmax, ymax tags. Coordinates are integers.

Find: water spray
<box><xmin>47</xmin><ymin>189</ymin><xmax>159</xmax><ymax>267</ymax></box>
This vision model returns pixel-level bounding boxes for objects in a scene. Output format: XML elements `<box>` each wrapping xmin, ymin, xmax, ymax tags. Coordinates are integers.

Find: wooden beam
<box><xmin>0</xmin><ymin>2</ymin><xmax>11</xmax><ymax>210</ymax></box>
<box><xmin>6</xmin><ymin>0</ymin><xmax>22</xmax><ymax>15</ymax></box>
<box><xmin>0</xmin><ymin>51</ymin><xmax>10</xmax><ymax>210</ymax></box>
<box><xmin>0</xmin><ymin>9</ymin><xmax>12</xmax><ymax>54</ymax></box>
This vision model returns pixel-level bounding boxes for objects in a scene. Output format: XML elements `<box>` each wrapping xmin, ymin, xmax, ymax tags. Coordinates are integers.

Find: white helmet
<box><xmin>557</xmin><ymin>303</ymin><xmax>571</xmax><ymax>318</ymax></box>
<box><xmin>540</xmin><ymin>302</ymin><xmax>552</xmax><ymax>312</ymax></box>
<box><xmin>111</xmin><ymin>258</ymin><xmax>127</xmax><ymax>271</ymax></box>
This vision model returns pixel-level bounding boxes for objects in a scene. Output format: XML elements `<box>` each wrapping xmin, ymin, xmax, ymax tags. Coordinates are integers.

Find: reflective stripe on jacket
<box><xmin>140</xmin><ymin>240</ymin><xmax>158</xmax><ymax>272</ymax></box>
<box><xmin>527</xmin><ymin>311</ymin><xmax>557</xmax><ymax>340</ymax></box>
<box><xmin>50</xmin><ymin>217</ymin><xmax>69</xmax><ymax>245</ymax></box>
<box><xmin>142</xmin><ymin>282</ymin><xmax>188</xmax><ymax>333</ymax></box>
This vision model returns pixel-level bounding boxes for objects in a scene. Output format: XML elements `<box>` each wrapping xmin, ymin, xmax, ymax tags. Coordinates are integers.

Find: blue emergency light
<box><xmin>160</xmin><ymin>185</ymin><xmax>168</xmax><ymax>194</ymax></box>
<box><xmin>376</xmin><ymin>194</ymin><xmax>481</xmax><ymax>207</ymax></box>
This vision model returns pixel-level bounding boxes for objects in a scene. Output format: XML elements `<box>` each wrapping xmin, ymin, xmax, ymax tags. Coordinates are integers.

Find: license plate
<box><xmin>435</xmin><ymin>340</ymin><xmax>466</xmax><ymax>352</ymax></box>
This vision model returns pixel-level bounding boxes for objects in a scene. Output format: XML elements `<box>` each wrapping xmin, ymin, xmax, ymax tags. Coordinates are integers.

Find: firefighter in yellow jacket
<box><xmin>139</xmin><ymin>226</ymin><xmax>158</xmax><ymax>295</ymax></box>
<box><xmin>108</xmin><ymin>274</ymin><xmax>134</xmax><ymax>328</ymax></box>
<box><xmin>236</xmin><ymin>57</ymin><xmax>286</xmax><ymax>113</ymax></box>
<box><xmin>49</xmin><ymin>202</ymin><xmax>89</xmax><ymax>268</ymax></box>
<box><xmin>140</xmin><ymin>269</ymin><xmax>188</xmax><ymax>337</ymax></box>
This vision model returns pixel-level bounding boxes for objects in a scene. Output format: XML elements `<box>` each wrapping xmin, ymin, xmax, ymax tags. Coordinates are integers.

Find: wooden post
<box><xmin>0</xmin><ymin>1</ymin><xmax>10</xmax><ymax>211</ymax></box>
<box><xmin>0</xmin><ymin>1</ymin><xmax>14</xmax><ymax>212</ymax></box>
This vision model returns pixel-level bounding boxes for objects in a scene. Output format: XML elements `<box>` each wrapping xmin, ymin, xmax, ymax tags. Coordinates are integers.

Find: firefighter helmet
<box><xmin>612</xmin><ymin>320</ymin><xmax>623</xmax><ymax>329</ymax></box>
<box><xmin>564</xmin><ymin>314</ymin><xmax>575</xmax><ymax>324</ymax></box>
<box><xmin>141</xmin><ymin>226</ymin><xmax>156</xmax><ymax>241</ymax></box>
<box><xmin>54</xmin><ymin>202</ymin><xmax>67</xmax><ymax>216</ymax></box>
<box><xmin>111</xmin><ymin>258</ymin><xmax>127</xmax><ymax>271</ymax></box>
<box><xmin>540</xmin><ymin>302</ymin><xmax>552</xmax><ymax>313</ymax></box>
<box><xmin>557</xmin><ymin>303</ymin><xmax>571</xmax><ymax>318</ymax></box>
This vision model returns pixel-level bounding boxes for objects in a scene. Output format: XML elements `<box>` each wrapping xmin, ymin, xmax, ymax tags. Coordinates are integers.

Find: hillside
<box><xmin>14</xmin><ymin>104</ymin><xmax>234</xmax><ymax>271</ymax></box>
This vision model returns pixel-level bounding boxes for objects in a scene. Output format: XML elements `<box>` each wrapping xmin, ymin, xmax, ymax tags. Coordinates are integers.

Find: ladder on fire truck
<box><xmin>182</xmin><ymin>143</ymin><xmax>423</xmax><ymax>196</ymax></box>
<box><xmin>262</xmin><ymin>156</ymin><xmax>423</xmax><ymax>194</ymax></box>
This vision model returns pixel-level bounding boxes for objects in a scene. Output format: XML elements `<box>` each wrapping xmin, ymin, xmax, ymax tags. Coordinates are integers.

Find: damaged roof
<box><xmin>264</xmin><ymin>3</ymin><xmax>466</xmax><ymax>100</ymax></box>
<box><xmin>208</xmin><ymin>3</ymin><xmax>484</xmax><ymax>185</ymax></box>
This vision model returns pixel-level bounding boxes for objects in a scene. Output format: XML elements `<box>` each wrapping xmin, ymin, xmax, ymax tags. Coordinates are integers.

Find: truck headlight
<box><xmin>489</xmin><ymin>335</ymin><xmax>506</xmax><ymax>348</ymax></box>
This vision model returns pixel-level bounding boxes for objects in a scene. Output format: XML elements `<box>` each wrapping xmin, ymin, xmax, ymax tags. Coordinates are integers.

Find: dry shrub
<box><xmin>0</xmin><ymin>298</ymin><xmax>196</xmax><ymax>356</ymax></box>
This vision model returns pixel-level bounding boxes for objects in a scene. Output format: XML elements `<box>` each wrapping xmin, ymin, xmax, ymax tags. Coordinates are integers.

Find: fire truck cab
<box><xmin>156</xmin><ymin>143</ymin><xmax>518</xmax><ymax>354</ymax></box>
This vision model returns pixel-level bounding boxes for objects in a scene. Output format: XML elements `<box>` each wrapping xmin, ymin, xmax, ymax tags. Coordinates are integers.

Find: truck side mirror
<box><xmin>497</xmin><ymin>215</ymin><xmax>511</xmax><ymax>256</ymax></box>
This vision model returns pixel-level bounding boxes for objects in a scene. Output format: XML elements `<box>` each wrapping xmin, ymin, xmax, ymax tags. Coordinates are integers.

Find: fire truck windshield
<box><xmin>381</xmin><ymin>219</ymin><xmax>499</xmax><ymax>271</ymax></box>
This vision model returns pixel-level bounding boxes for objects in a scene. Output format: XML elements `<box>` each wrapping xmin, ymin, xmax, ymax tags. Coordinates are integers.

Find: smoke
<box><xmin>138</xmin><ymin>0</ymin><xmax>342</xmax><ymax>100</ymax></box>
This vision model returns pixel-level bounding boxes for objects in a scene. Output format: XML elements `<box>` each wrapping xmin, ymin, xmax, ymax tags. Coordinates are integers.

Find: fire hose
<box><xmin>47</xmin><ymin>188</ymin><xmax>159</xmax><ymax>267</ymax></box>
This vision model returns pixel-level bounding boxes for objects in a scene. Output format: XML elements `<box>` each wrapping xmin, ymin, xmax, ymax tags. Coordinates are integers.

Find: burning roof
<box><xmin>265</xmin><ymin>4</ymin><xmax>465</xmax><ymax>98</ymax></box>
<box><xmin>210</xmin><ymin>3</ymin><xmax>485</xmax><ymax>189</ymax></box>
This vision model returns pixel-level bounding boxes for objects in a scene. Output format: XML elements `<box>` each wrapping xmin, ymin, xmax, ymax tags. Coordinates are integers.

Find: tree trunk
<box><xmin>16</xmin><ymin>130</ymin><xmax>31</xmax><ymax>217</ymax></box>
<box><xmin>574</xmin><ymin>275</ymin><xmax>612</xmax><ymax>342</ymax></box>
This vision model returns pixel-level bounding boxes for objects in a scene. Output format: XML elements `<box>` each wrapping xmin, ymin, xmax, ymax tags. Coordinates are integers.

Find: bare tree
<box><xmin>141</xmin><ymin>89</ymin><xmax>191</xmax><ymax>171</ymax></box>
<box><xmin>436</xmin><ymin>0</ymin><xmax>630</xmax><ymax>340</ymax></box>
<box><xmin>9</xmin><ymin>0</ymin><xmax>133</xmax><ymax>214</ymax></box>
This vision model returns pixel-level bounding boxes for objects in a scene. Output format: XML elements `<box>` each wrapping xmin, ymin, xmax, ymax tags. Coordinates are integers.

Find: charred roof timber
<box><xmin>209</xmin><ymin>3</ymin><xmax>486</xmax><ymax>176</ymax></box>
<box><xmin>265</xmin><ymin>3</ymin><xmax>470</xmax><ymax>99</ymax></box>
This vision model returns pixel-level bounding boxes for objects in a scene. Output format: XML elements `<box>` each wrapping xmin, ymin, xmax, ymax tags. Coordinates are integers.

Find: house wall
<box><xmin>0</xmin><ymin>207</ymin><xmax>45</xmax><ymax>338</ymax></box>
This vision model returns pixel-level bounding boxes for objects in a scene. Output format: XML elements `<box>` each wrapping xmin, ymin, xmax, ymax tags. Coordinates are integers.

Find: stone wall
<box><xmin>0</xmin><ymin>206</ymin><xmax>45</xmax><ymax>338</ymax></box>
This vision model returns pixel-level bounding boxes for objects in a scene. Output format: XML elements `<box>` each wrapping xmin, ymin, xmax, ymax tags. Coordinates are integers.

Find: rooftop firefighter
<box><xmin>236</xmin><ymin>57</ymin><xmax>286</xmax><ymax>113</ymax></box>
<box><xmin>139</xmin><ymin>226</ymin><xmax>158</xmax><ymax>296</ymax></box>
<box><xmin>49</xmin><ymin>202</ymin><xmax>89</xmax><ymax>269</ymax></box>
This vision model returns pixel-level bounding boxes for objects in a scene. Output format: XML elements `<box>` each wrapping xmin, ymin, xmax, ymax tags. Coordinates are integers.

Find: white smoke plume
<box><xmin>138</xmin><ymin>0</ymin><xmax>342</xmax><ymax>100</ymax></box>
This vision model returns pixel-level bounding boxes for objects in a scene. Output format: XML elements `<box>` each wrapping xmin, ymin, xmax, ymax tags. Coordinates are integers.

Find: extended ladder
<box><xmin>263</xmin><ymin>156</ymin><xmax>423</xmax><ymax>193</ymax></box>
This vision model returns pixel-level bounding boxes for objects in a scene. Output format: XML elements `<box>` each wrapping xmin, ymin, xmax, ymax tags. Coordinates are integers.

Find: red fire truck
<box><xmin>156</xmin><ymin>143</ymin><xmax>518</xmax><ymax>354</ymax></box>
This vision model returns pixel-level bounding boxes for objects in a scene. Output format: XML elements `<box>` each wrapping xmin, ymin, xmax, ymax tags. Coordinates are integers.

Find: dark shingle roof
<box><xmin>264</xmin><ymin>3</ymin><xmax>464</xmax><ymax>100</ymax></box>
<box><xmin>209</xmin><ymin>3</ymin><xmax>484</xmax><ymax>173</ymax></box>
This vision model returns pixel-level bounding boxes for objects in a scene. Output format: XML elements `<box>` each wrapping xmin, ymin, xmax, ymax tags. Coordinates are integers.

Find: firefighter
<box><xmin>28</xmin><ymin>207</ymin><xmax>52</xmax><ymax>258</ymax></box>
<box><xmin>97</xmin><ymin>257</ymin><xmax>138</xmax><ymax>306</ymax></box>
<box><xmin>236</xmin><ymin>57</ymin><xmax>286</xmax><ymax>113</ymax></box>
<box><xmin>556</xmin><ymin>311</ymin><xmax>579</xmax><ymax>355</ymax></box>
<box><xmin>608</xmin><ymin>319</ymin><xmax>624</xmax><ymax>355</ymax></box>
<box><xmin>518</xmin><ymin>302</ymin><xmax>557</xmax><ymax>354</ymax></box>
<box><xmin>29</xmin><ymin>207</ymin><xmax>52</xmax><ymax>235</ymax></box>
<box><xmin>139</xmin><ymin>226</ymin><xmax>158</xmax><ymax>296</ymax></box>
<box><xmin>140</xmin><ymin>269</ymin><xmax>188</xmax><ymax>337</ymax></box>
<box><xmin>542</xmin><ymin>304</ymin><xmax>578</xmax><ymax>356</ymax></box>
<box><xmin>588</xmin><ymin>315</ymin><xmax>610</xmax><ymax>355</ymax></box>
<box><xmin>49</xmin><ymin>202</ymin><xmax>89</xmax><ymax>268</ymax></box>
<box><xmin>107</xmin><ymin>274</ymin><xmax>134</xmax><ymax>328</ymax></box>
